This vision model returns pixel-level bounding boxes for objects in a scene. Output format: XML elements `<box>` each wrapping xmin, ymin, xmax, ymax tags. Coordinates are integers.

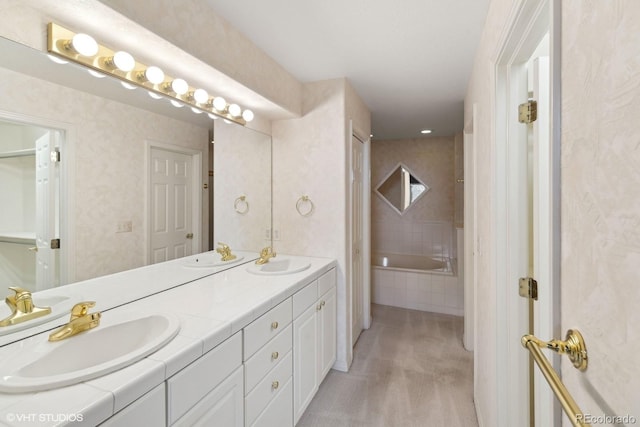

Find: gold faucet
<box><xmin>48</xmin><ymin>301</ymin><xmax>101</xmax><ymax>342</ymax></box>
<box><xmin>256</xmin><ymin>246</ymin><xmax>276</xmax><ymax>265</ymax></box>
<box><xmin>0</xmin><ymin>287</ymin><xmax>51</xmax><ymax>327</ymax></box>
<box><xmin>216</xmin><ymin>242</ymin><xmax>237</xmax><ymax>262</ymax></box>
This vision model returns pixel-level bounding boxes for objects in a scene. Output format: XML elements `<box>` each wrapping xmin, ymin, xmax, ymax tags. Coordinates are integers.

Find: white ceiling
<box><xmin>205</xmin><ymin>0</ymin><xmax>489</xmax><ymax>140</ymax></box>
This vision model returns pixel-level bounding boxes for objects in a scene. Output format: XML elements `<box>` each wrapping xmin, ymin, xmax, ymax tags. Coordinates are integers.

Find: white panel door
<box><xmin>35</xmin><ymin>131</ymin><xmax>58</xmax><ymax>290</ymax></box>
<box><xmin>150</xmin><ymin>147</ymin><xmax>193</xmax><ymax>263</ymax></box>
<box><xmin>351</xmin><ymin>135</ymin><xmax>364</xmax><ymax>346</ymax></box>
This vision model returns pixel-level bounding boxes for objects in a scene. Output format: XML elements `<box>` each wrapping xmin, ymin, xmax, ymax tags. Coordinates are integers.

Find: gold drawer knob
<box><xmin>316</xmin><ymin>304</ymin><xmax>322</xmax><ymax>311</ymax></box>
<box><xmin>321</xmin><ymin>300</ymin><xmax>326</xmax><ymax>307</ymax></box>
<box><xmin>271</xmin><ymin>321</ymin><xmax>279</xmax><ymax>330</ymax></box>
<box><xmin>271</xmin><ymin>351</ymin><xmax>279</xmax><ymax>360</ymax></box>
<box><xmin>272</xmin><ymin>380</ymin><xmax>279</xmax><ymax>390</ymax></box>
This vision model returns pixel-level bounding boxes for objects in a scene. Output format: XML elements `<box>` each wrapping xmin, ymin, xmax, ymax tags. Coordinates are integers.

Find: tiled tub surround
<box><xmin>372</xmin><ymin>220</ymin><xmax>455</xmax><ymax>258</ymax></box>
<box><xmin>0</xmin><ymin>254</ymin><xmax>336</xmax><ymax>426</ymax></box>
<box><xmin>372</xmin><ymin>255</ymin><xmax>462</xmax><ymax>316</ymax></box>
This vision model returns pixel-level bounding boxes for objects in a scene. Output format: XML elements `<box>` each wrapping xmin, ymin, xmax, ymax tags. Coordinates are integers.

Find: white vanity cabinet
<box><xmin>99</xmin><ymin>383</ymin><xmax>166</xmax><ymax>427</ymax></box>
<box><xmin>243</xmin><ymin>298</ymin><xmax>293</xmax><ymax>427</ymax></box>
<box><xmin>168</xmin><ymin>332</ymin><xmax>243</xmax><ymax>426</ymax></box>
<box><xmin>293</xmin><ymin>268</ymin><xmax>337</xmax><ymax>424</ymax></box>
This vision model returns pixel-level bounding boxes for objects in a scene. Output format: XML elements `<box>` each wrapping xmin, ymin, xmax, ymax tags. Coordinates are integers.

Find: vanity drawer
<box><xmin>292</xmin><ymin>280</ymin><xmax>317</xmax><ymax>319</ymax></box>
<box><xmin>243</xmin><ymin>298</ymin><xmax>292</xmax><ymax>360</ymax></box>
<box><xmin>250</xmin><ymin>377</ymin><xmax>293</xmax><ymax>427</ymax></box>
<box><xmin>317</xmin><ymin>268</ymin><xmax>336</xmax><ymax>297</ymax></box>
<box><xmin>245</xmin><ymin>350</ymin><xmax>293</xmax><ymax>426</ymax></box>
<box><xmin>245</xmin><ymin>323</ymin><xmax>292</xmax><ymax>393</ymax></box>
<box><xmin>167</xmin><ymin>332</ymin><xmax>242</xmax><ymax>425</ymax></box>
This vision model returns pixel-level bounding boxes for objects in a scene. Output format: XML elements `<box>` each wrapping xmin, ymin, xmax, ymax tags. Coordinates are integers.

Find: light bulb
<box><xmin>88</xmin><ymin>69</ymin><xmax>106</xmax><ymax>78</ymax></box>
<box><xmin>193</xmin><ymin>89</ymin><xmax>208</xmax><ymax>104</ymax></box>
<box><xmin>170</xmin><ymin>100</ymin><xmax>184</xmax><ymax>108</ymax></box>
<box><xmin>228</xmin><ymin>103</ymin><xmax>241</xmax><ymax>117</ymax></box>
<box><xmin>213</xmin><ymin>97</ymin><xmax>226</xmax><ymax>111</ymax></box>
<box><xmin>191</xmin><ymin>107</ymin><xmax>203</xmax><ymax>114</ymax></box>
<box><xmin>47</xmin><ymin>54</ymin><xmax>68</xmax><ymax>65</ymax></box>
<box><xmin>112</xmin><ymin>51</ymin><xmax>135</xmax><ymax>72</ymax></box>
<box><xmin>242</xmin><ymin>110</ymin><xmax>255</xmax><ymax>122</ymax></box>
<box><xmin>70</xmin><ymin>33</ymin><xmax>98</xmax><ymax>56</ymax></box>
<box><xmin>144</xmin><ymin>66</ymin><xmax>165</xmax><ymax>84</ymax></box>
<box><xmin>148</xmin><ymin>91</ymin><xmax>163</xmax><ymax>99</ymax></box>
<box><xmin>171</xmin><ymin>79</ymin><xmax>188</xmax><ymax>95</ymax></box>
<box><xmin>121</xmin><ymin>82</ymin><xmax>136</xmax><ymax>90</ymax></box>
<box><xmin>420</xmin><ymin>129</ymin><xmax>432</xmax><ymax>134</ymax></box>
<box><xmin>207</xmin><ymin>113</ymin><xmax>219</xmax><ymax>120</ymax></box>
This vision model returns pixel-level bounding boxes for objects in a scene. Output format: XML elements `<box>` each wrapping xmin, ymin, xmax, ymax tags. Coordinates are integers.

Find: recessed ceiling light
<box><xmin>420</xmin><ymin>129</ymin><xmax>432</xmax><ymax>134</ymax></box>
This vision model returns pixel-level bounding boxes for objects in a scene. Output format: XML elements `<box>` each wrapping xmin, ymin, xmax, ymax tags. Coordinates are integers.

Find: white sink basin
<box><xmin>0</xmin><ymin>295</ymin><xmax>77</xmax><ymax>337</ymax></box>
<box><xmin>0</xmin><ymin>313</ymin><xmax>180</xmax><ymax>393</ymax></box>
<box><xmin>183</xmin><ymin>254</ymin><xmax>244</xmax><ymax>268</ymax></box>
<box><xmin>246</xmin><ymin>257</ymin><xmax>311</xmax><ymax>276</ymax></box>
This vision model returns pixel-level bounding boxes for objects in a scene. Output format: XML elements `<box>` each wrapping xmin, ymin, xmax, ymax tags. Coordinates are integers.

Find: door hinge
<box><xmin>519</xmin><ymin>277</ymin><xmax>538</xmax><ymax>300</ymax></box>
<box><xmin>50</xmin><ymin>239</ymin><xmax>60</xmax><ymax>249</ymax></box>
<box><xmin>518</xmin><ymin>100</ymin><xmax>537</xmax><ymax>124</ymax></box>
<box><xmin>50</xmin><ymin>149</ymin><xmax>60</xmax><ymax>163</ymax></box>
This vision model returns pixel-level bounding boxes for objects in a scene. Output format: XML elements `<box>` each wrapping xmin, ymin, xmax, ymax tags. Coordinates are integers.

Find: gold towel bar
<box><xmin>522</xmin><ymin>330</ymin><xmax>590</xmax><ymax>427</ymax></box>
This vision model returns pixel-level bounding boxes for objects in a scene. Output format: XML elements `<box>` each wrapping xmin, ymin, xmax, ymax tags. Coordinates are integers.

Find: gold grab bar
<box><xmin>521</xmin><ymin>329</ymin><xmax>590</xmax><ymax>427</ymax></box>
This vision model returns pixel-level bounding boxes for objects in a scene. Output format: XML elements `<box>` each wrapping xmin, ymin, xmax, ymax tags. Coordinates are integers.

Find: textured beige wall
<box><xmin>213</xmin><ymin>121</ymin><xmax>271</xmax><ymax>252</ymax></box>
<box><xmin>272</xmin><ymin>78</ymin><xmax>370</xmax><ymax>372</ymax></box>
<box><xmin>99</xmin><ymin>0</ymin><xmax>303</xmax><ymax>117</ymax></box>
<box><xmin>466</xmin><ymin>0</ymin><xmax>640</xmax><ymax>425</ymax></box>
<box><xmin>0</xmin><ymin>66</ymin><xmax>209</xmax><ymax>283</ymax></box>
<box><xmin>372</xmin><ymin>137</ymin><xmax>454</xmax><ymax>222</ymax></box>
<box><xmin>371</xmin><ymin>137</ymin><xmax>455</xmax><ymax>258</ymax></box>
<box><xmin>464</xmin><ymin>0</ymin><xmax>519</xmax><ymax>425</ymax></box>
<box><xmin>560</xmin><ymin>0</ymin><xmax>640</xmax><ymax>422</ymax></box>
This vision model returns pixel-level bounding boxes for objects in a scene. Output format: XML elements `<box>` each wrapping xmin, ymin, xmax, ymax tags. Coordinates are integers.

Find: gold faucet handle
<box><xmin>217</xmin><ymin>242</ymin><xmax>230</xmax><ymax>250</ymax></box>
<box><xmin>70</xmin><ymin>301</ymin><xmax>96</xmax><ymax>319</ymax></box>
<box><xmin>7</xmin><ymin>287</ymin><xmax>33</xmax><ymax>313</ymax></box>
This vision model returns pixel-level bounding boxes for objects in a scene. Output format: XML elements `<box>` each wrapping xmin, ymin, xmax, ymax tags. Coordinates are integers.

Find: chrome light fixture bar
<box><xmin>47</xmin><ymin>23</ymin><xmax>253</xmax><ymax>125</ymax></box>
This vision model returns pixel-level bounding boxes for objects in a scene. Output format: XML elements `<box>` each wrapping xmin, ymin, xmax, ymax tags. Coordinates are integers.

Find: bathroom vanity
<box><xmin>0</xmin><ymin>253</ymin><xmax>337</xmax><ymax>426</ymax></box>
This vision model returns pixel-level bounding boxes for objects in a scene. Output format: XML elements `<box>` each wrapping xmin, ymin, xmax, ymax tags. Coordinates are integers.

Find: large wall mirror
<box><xmin>0</xmin><ymin>36</ymin><xmax>272</xmax><ymax>295</ymax></box>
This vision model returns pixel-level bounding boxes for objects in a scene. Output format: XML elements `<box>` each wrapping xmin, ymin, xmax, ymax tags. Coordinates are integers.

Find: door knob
<box><xmin>186</xmin><ymin>233</ymin><xmax>194</xmax><ymax>239</ymax></box>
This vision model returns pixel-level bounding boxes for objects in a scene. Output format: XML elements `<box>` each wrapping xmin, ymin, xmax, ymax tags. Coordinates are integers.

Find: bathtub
<box><xmin>372</xmin><ymin>253</ymin><xmax>453</xmax><ymax>275</ymax></box>
<box><xmin>371</xmin><ymin>252</ymin><xmax>462</xmax><ymax>316</ymax></box>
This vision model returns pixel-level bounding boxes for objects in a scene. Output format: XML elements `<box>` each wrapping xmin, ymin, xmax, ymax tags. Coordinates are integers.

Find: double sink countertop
<box><xmin>0</xmin><ymin>252</ymin><xmax>336</xmax><ymax>426</ymax></box>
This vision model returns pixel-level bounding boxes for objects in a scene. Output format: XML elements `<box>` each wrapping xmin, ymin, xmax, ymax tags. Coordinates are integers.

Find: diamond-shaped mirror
<box><xmin>375</xmin><ymin>163</ymin><xmax>429</xmax><ymax>215</ymax></box>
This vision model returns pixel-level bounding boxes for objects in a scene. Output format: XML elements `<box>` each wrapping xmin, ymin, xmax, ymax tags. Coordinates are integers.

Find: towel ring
<box><xmin>234</xmin><ymin>196</ymin><xmax>249</xmax><ymax>214</ymax></box>
<box><xmin>296</xmin><ymin>195</ymin><xmax>315</xmax><ymax>217</ymax></box>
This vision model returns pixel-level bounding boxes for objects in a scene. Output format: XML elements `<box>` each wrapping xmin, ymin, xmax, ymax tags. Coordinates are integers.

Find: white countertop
<box><xmin>0</xmin><ymin>253</ymin><xmax>336</xmax><ymax>426</ymax></box>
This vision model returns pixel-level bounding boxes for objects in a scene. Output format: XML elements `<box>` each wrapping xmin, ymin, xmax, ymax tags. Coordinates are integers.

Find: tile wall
<box><xmin>371</xmin><ymin>268</ymin><xmax>462</xmax><ymax>316</ymax></box>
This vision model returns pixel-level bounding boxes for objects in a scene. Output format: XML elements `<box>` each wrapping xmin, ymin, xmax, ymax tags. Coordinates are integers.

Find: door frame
<box><xmin>0</xmin><ymin>109</ymin><xmax>73</xmax><ymax>286</ymax></box>
<box><xmin>146</xmin><ymin>140</ymin><xmax>203</xmax><ymax>264</ymax></box>
<box><xmin>493</xmin><ymin>0</ymin><xmax>561</xmax><ymax>426</ymax></box>
<box><xmin>463</xmin><ymin>103</ymin><xmax>477</xmax><ymax>354</ymax></box>
<box><xmin>347</xmin><ymin>120</ymin><xmax>372</xmax><ymax>353</ymax></box>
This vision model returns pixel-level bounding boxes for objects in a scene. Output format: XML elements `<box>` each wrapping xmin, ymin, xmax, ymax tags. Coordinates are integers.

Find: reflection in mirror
<box><xmin>0</xmin><ymin>120</ymin><xmax>61</xmax><ymax>293</ymax></box>
<box><xmin>213</xmin><ymin>121</ymin><xmax>272</xmax><ymax>251</ymax></box>
<box><xmin>375</xmin><ymin>163</ymin><xmax>429</xmax><ymax>215</ymax></box>
<box><xmin>0</xmin><ymin>36</ymin><xmax>272</xmax><ymax>295</ymax></box>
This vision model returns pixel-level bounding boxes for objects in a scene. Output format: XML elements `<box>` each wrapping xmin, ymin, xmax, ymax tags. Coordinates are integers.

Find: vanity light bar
<box><xmin>46</xmin><ymin>23</ymin><xmax>252</xmax><ymax>125</ymax></box>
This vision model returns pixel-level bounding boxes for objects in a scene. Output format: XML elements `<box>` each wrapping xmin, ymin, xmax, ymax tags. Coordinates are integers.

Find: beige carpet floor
<box><xmin>297</xmin><ymin>304</ymin><xmax>478</xmax><ymax>427</ymax></box>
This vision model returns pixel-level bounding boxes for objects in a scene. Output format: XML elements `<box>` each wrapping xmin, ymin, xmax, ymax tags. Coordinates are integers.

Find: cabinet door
<box><xmin>173</xmin><ymin>366</ymin><xmax>244</xmax><ymax>427</ymax></box>
<box><xmin>293</xmin><ymin>303</ymin><xmax>318</xmax><ymax>424</ymax></box>
<box><xmin>99</xmin><ymin>383</ymin><xmax>165</xmax><ymax>427</ymax></box>
<box><xmin>317</xmin><ymin>286</ymin><xmax>337</xmax><ymax>382</ymax></box>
